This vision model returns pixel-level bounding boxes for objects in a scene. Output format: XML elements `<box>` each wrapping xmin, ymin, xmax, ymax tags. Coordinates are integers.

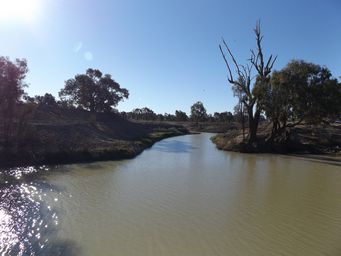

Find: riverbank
<box><xmin>135</xmin><ymin>120</ymin><xmax>236</xmax><ymax>133</ymax></box>
<box><xmin>211</xmin><ymin>123</ymin><xmax>341</xmax><ymax>155</ymax></box>
<box><xmin>0</xmin><ymin>106</ymin><xmax>189</xmax><ymax>168</ymax></box>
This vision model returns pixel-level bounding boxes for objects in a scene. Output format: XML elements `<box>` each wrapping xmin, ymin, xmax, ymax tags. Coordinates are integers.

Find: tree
<box><xmin>0</xmin><ymin>56</ymin><xmax>28</xmax><ymax>144</ymax></box>
<box><xmin>59</xmin><ymin>68</ymin><xmax>129</xmax><ymax>112</ymax></box>
<box><xmin>219</xmin><ymin>21</ymin><xmax>276</xmax><ymax>144</ymax></box>
<box><xmin>175</xmin><ymin>110</ymin><xmax>188</xmax><ymax>121</ymax></box>
<box><xmin>213</xmin><ymin>111</ymin><xmax>233</xmax><ymax>122</ymax></box>
<box><xmin>33</xmin><ymin>93</ymin><xmax>57</xmax><ymax>106</ymax></box>
<box><xmin>190</xmin><ymin>101</ymin><xmax>207</xmax><ymax>122</ymax></box>
<box><xmin>130</xmin><ymin>107</ymin><xmax>157</xmax><ymax>120</ymax></box>
<box><xmin>232</xmin><ymin>84</ymin><xmax>246</xmax><ymax>139</ymax></box>
<box><xmin>164</xmin><ymin>113</ymin><xmax>176</xmax><ymax>121</ymax></box>
<box><xmin>225</xmin><ymin>111</ymin><xmax>234</xmax><ymax>122</ymax></box>
<box><xmin>265</xmin><ymin>60</ymin><xmax>341</xmax><ymax>139</ymax></box>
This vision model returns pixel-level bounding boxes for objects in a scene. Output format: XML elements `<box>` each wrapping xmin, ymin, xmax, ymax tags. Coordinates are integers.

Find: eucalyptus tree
<box><xmin>175</xmin><ymin>110</ymin><xmax>188</xmax><ymax>121</ymax></box>
<box><xmin>59</xmin><ymin>68</ymin><xmax>129</xmax><ymax>112</ymax></box>
<box><xmin>265</xmin><ymin>60</ymin><xmax>341</xmax><ymax>139</ymax></box>
<box><xmin>190</xmin><ymin>101</ymin><xmax>207</xmax><ymax>122</ymax></box>
<box><xmin>0</xmin><ymin>56</ymin><xmax>28</xmax><ymax>144</ymax></box>
<box><xmin>219</xmin><ymin>21</ymin><xmax>276</xmax><ymax>144</ymax></box>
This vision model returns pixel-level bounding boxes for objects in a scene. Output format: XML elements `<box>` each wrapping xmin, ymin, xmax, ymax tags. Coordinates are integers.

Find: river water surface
<box><xmin>1</xmin><ymin>133</ymin><xmax>341</xmax><ymax>255</ymax></box>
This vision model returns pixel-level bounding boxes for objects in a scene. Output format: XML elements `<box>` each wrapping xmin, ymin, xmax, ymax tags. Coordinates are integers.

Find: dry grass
<box><xmin>0</xmin><ymin>106</ymin><xmax>189</xmax><ymax>167</ymax></box>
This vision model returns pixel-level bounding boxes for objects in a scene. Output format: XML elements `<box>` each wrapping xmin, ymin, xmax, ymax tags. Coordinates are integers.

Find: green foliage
<box><xmin>0</xmin><ymin>56</ymin><xmax>28</xmax><ymax>144</ymax></box>
<box><xmin>213</xmin><ymin>111</ymin><xmax>233</xmax><ymax>122</ymax></box>
<box><xmin>122</xmin><ymin>109</ymin><xmax>184</xmax><ymax>122</ymax></box>
<box><xmin>266</xmin><ymin>60</ymin><xmax>341</xmax><ymax>129</ymax></box>
<box><xmin>0</xmin><ymin>57</ymin><xmax>28</xmax><ymax>105</ymax></box>
<box><xmin>163</xmin><ymin>113</ymin><xmax>176</xmax><ymax>121</ymax></box>
<box><xmin>130</xmin><ymin>107</ymin><xmax>157</xmax><ymax>120</ymax></box>
<box><xmin>36</xmin><ymin>93</ymin><xmax>57</xmax><ymax>106</ymax></box>
<box><xmin>190</xmin><ymin>101</ymin><xmax>207</xmax><ymax>122</ymax></box>
<box><xmin>175</xmin><ymin>110</ymin><xmax>188</xmax><ymax>121</ymax></box>
<box><xmin>25</xmin><ymin>93</ymin><xmax>57</xmax><ymax>106</ymax></box>
<box><xmin>59</xmin><ymin>68</ymin><xmax>129</xmax><ymax>112</ymax></box>
<box><xmin>220</xmin><ymin>21</ymin><xmax>341</xmax><ymax>145</ymax></box>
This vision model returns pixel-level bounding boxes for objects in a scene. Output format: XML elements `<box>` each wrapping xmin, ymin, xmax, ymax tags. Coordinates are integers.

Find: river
<box><xmin>0</xmin><ymin>133</ymin><xmax>341</xmax><ymax>255</ymax></box>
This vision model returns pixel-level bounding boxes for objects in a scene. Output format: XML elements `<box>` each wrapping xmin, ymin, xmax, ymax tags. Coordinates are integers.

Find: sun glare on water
<box><xmin>0</xmin><ymin>0</ymin><xmax>41</xmax><ymax>22</ymax></box>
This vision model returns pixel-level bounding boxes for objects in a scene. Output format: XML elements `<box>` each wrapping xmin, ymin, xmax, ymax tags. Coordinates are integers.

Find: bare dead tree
<box><xmin>232</xmin><ymin>79</ymin><xmax>246</xmax><ymax>139</ymax></box>
<box><xmin>219</xmin><ymin>21</ymin><xmax>277</xmax><ymax>144</ymax></box>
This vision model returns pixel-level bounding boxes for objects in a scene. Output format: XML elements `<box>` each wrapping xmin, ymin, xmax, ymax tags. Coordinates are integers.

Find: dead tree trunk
<box><xmin>240</xmin><ymin>101</ymin><xmax>245</xmax><ymax>139</ymax></box>
<box><xmin>219</xmin><ymin>21</ymin><xmax>276</xmax><ymax>145</ymax></box>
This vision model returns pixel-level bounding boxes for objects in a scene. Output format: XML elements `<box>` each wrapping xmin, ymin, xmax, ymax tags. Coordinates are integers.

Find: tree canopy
<box><xmin>264</xmin><ymin>60</ymin><xmax>341</xmax><ymax>139</ymax></box>
<box><xmin>175</xmin><ymin>110</ymin><xmax>188</xmax><ymax>121</ymax></box>
<box><xmin>190</xmin><ymin>101</ymin><xmax>207</xmax><ymax>122</ymax></box>
<box><xmin>25</xmin><ymin>93</ymin><xmax>57</xmax><ymax>106</ymax></box>
<box><xmin>0</xmin><ymin>57</ymin><xmax>28</xmax><ymax>106</ymax></box>
<box><xmin>0</xmin><ymin>56</ymin><xmax>28</xmax><ymax>143</ymax></box>
<box><xmin>220</xmin><ymin>22</ymin><xmax>341</xmax><ymax>145</ymax></box>
<box><xmin>213</xmin><ymin>111</ymin><xmax>234</xmax><ymax>123</ymax></box>
<box><xmin>130</xmin><ymin>107</ymin><xmax>157</xmax><ymax>120</ymax></box>
<box><xmin>59</xmin><ymin>68</ymin><xmax>129</xmax><ymax>112</ymax></box>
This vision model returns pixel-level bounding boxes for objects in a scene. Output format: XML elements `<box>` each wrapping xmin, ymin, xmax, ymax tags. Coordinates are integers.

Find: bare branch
<box><xmin>246</xmin><ymin>64</ymin><xmax>253</xmax><ymax>95</ymax></box>
<box><xmin>251</xmin><ymin>20</ymin><xmax>277</xmax><ymax>79</ymax></box>
<box><xmin>265</xmin><ymin>55</ymin><xmax>273</xmax><ymax>71</ymax></box>
<box><xmin>254</xmin><ymin>21</ymin><xmax>264</xmax><ymax>76</ymax></box>
<box><xmin>219</xmin><ymin>44</ymin><xmax>234</xmax><ymax>83</ymax></box>
<box><xmin>222</xmin><ymin>39</ymin><xmax>242</xmax><ymax>77</ymax></box>
<box><xmin>246</xmin><ymin>63</ymin><xmax>252</xmax><ymax>74</ymax></box>
<box><xmin>241</xmin><ymin>65</ymin><xmax>248</xmax><ymax>78</ymax></box>
<box><xmin>267</xmin><ymin>55</ymin><xmax>277</xmax><ymax>75</ymax></box>
<box><xmin>250</xmin><ymin>49</ymin><xmax>261</xmax><ymax>74</ymax></box>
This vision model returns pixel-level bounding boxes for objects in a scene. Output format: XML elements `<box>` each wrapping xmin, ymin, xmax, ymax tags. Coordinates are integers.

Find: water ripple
<box><xmin>0</xmin><ymin>166</ymin><xmax>78</xmax><ymax>256</ymax></box>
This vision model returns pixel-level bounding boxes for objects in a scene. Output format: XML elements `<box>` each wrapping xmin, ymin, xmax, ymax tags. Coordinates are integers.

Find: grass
<box><xmin>0</xmin><ymin>106</ymin><xmax>189</xmax><ymax>168</ymax></box>
<box><xmin>211</xmin><ymin>123</ymin><xmax>341</xmax><ymax>154</ymax></box>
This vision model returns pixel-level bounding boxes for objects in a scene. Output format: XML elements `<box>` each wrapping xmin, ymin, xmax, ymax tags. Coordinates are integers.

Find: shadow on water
<box><xmin>0</xmin><ymin>166</ymin><xmax>81</xmax><ymax>256</ymax></box>
<box><xmin>152</xmin><ymin>139</ymin><xmax>197</xmax><ymax>153</ymax></box>
<box><xmin>290</xmin><ymin>154</ymin><xmax>341</xmax><ymax>167</ymax></box>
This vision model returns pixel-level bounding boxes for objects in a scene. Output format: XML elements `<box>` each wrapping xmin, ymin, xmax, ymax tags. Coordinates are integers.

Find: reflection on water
<box><xmin>152</xmin><ymin>139</ymin><xmax>197</xmax><ymax>153</ymax></box>
<box><xmin>0</xmin><ymin>167</ymin><xmax>78</xmax><ymax>256</ymax></box>
<box><xmin>1</xmin><ymin>134</ymin><xmax>341</xmax><ymax>256</ymax></box>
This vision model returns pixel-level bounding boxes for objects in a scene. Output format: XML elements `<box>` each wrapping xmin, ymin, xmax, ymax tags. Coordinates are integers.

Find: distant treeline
<box><xmin>23</xmin><ymin>95</ymin><xmax>238</xmax><ymax>123</ymax></box>
<box><xmin>120</xmin><ymin>103</ymin><xmax>236</xmax><ymax>123</ymax></box>
<box><xmin>24</xmin><ymin>93</ymin><xmax>237</xmax><ymax>123</ymax></box>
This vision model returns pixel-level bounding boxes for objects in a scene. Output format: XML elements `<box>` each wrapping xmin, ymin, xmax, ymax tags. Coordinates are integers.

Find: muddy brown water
<box><xmin>1</xmin><ymin>133</ymin><xmax>340</xmax><ymax>255</ymax></box>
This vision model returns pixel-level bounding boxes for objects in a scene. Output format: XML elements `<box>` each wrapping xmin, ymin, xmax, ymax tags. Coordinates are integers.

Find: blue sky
<box><xmin>1</xmin><ymin>0</ymin><xmax>340</xmax><ymax>114</ymax></box>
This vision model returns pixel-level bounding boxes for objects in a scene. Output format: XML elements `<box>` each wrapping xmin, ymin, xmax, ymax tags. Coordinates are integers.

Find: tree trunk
<box><xmin>248</xmin><ymin>107</ymin><xmax>261</xmax><ymax>144</ymax></box>
<box><xmin>247</xmin><ymin>107</ymin><xmax>254</xmax><ymax>143</ymax></box>
<box><xmin>269</xmin><ymin>120</ymin><xmax>279</xmax><ymax>141</ymax></box>
<box><xmin>241</xmin><ymin>101</ymin><xmax>245</xmax><ymax>139</ymax></box>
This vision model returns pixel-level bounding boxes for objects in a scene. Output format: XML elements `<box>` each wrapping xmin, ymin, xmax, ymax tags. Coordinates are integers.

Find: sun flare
<box><xmin>0</xmin><ymin>0</ymin><xmax>40</xmax><ymax>22</ymax></box>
